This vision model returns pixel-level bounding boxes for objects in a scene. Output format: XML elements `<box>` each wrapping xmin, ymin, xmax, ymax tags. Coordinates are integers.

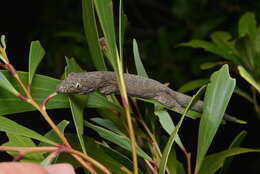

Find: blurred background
<box><xmin>1</xmin><ymin>0</ymin><xmax>260</xmax><ymax>173</ymax></box>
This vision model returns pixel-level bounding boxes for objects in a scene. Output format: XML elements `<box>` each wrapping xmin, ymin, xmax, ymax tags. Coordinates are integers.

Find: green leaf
<box><xmin>40</xmin><ymin>120</ymin><xmax>69</xmax><ymax>166</ymax></box>
<box><xmin>178</xmin><ymin>78</ymin><xmax>209</xmax><ymax>93</ymax></box>
<box><xmin>235</xmin><ymin>36</ymin><xmax>256</xmax><ymax>69</ymax></box>
<box><xmin>87</xmin><ymin>92</ymin><xmax>122</xmax><ymax>111</ymax></box>
<box><xmin>85</xmin><ymin>121</ymin><xmax>151</xmax><ymax>160</ymax></box>
<box><xmin>180</xmin><ymin>39</ymin><xmax>216</xmax><ymax>51</ymax></box>
<box><xmin>133</xmin><ymin>39</ymin><xmax>148</xmax><ymax>77</ymax></box>
<box><xmin>180</xmin><ymin>38</ymin><xmax>241</xmax><ymax>64</ymax></box>
<box><xmin>154</xmin><ymin>106</ymin><xmax>184</xmax><ymax>150</ymax></box>
<box><xmin>91</xmin><ymin>117</ymin><xmax>123</xmax><ymax>135</ymax></box>
<box><xmin>0</xmin><ymin>71</ymin><xmax>121</xmax><ymax>115</ymax></box>
<box><xmin>136</xmin><ymin>97</ymin><xmax>201</xmax><ymax>120</ymax></box>
<box><xmin>40</xmin><ymin>120</ymin><xmax>69</xmax><ymax>147</ymax></box>
<box><xmin>195</xmin><ymin>64</ymin><xmax>236</xmax><ymax>173</ymax></box>
<box><xmin>238</xmin><ymin>12</ymin><xmax>257</xmax><ymax>39</ymax></box>
<box><xmin>254</xmin><ymin>30</ymin><xmax>260</xmax><ymax>53</ymax></box>
<box><xmin>4</xmin><ymin>135</ymin><xmax>40</xmax><ymax>160</ymax></box>
<box><xmin>238</xmin><ymin>65</ymin><xmax>260</xmax><ymax>93</ymax></box>
<box><xmin>220</xmin><ymin>131</ymin><xmax>247</xmax><ymax>174</ymax></box>
<box><xmin>68</xmin><ymin>95</ymin><xmax>87</xmax><ymax>154</ymax></box>
<box><xmin>210</xmin><ymin>32</ymin><xmax>241</xmax><ymax>64</ymax></box>
<box><xmin>94</xmin><ymin>0</ymin><xmax>118</xmax><ymax>69</ymax></box>
<box><xmin>61</xmin><ymin>134</ymin><xmax>137</xmax><ymax>174</ymax></box>
<box><xmin>200</xmin><ymin>147</ymin><xmax>260</xmax><ymax>174</ymax></box>
<box><xmin>66</xmin><ymin>58</ymin><xmax>87</xmax><ymax>154</ymax></box>
<box><xmin>200</xmin><ymin>61</ymin><xmax>226</xmax><ymax>70</ymax></box>
<box><xmin>28</xmin><ymin>41</ymin><xmax>45</xmax><ymax>85</ymax></box>
<box><xmin>0</xmin><ymin>116</ymin><xmax>55</xmax><ymax>145</ymax></box>
<box><xmin>0</xmin><ymin>72</ymin><xmax>18</xmax><ymax>95</ymax></box>
<box><xmin>0</xmin><ymin>70</ymin><xmax>68</xmax><ymax>115</ymax></box>
<box><xmin>159</xmin><ymin>85</ymin><xmax>206</xmax><ymax>174</ymax></box>
<box><xmin>167</xmin><ymin>145</ymin><xmax>185</xmax><ymax>174</ymax></box>
<box><xmin>3</xmin><ymin>133</ymin><xmax>44</xmax><ymax>162</ymax></box>
<box><xmin>119</xmin><ymin>0</ymin><xmax>127</xmax><ymax>59</ymax></box>
<box><xmin>97</xmin><ymin>108</ymin><xmax>126</xmax><ymax>134</ymax></box>
<box><xmin>210</xmin><ymin>32</ymin><xmax>232</xmax><ymax>44</ymax></box>
<box><xmin>82</xmin><ymin>0</ymin><xmax>106</xmax><ymax>70</ymax></box>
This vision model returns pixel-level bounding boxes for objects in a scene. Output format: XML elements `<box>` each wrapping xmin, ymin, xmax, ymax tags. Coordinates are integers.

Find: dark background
<box><xmin>1</xmin><ymin>0</ymin><xmax>260</xmax><ymax>173</ymax></box>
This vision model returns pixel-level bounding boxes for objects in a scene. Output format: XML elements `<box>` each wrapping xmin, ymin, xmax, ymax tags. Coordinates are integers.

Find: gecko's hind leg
<box><xmin>153</xmin><ymin>92</ymin><xmax>183</xmax><ymax>112</ymax></box>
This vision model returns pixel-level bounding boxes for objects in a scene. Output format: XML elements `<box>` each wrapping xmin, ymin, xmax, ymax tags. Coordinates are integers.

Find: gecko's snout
<box><xmin>56</xmin><ymin>81</ymin><xmax>68</xmax><ymax>94</ymax></box>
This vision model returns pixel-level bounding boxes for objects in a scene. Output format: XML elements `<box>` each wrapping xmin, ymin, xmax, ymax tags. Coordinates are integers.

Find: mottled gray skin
<box><xmin>56</xmin><ymin>71</ymin><xmax>237</xmax><ymax>122</ymax></box>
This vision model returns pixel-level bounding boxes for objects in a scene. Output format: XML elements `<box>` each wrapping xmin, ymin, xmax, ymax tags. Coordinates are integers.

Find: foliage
<box><xmin>0</xmin><ymin>1</ymin><xmax>259</xmax><ymax>174</ymax></box>
<box><xmin>181</xmin><ymin>12</ymin><xmax>260</xmax><ymax>116</ymax></box>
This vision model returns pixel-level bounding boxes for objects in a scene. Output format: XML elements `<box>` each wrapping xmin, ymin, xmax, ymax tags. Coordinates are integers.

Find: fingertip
<box><xmin>44</xmin><ymin>163</ymin><xmax>75</xmax><ymax>174</ymax></box>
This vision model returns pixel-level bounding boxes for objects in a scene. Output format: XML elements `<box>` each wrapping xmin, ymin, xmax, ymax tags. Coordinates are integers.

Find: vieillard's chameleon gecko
<box><xmin>56</xmin><ymin>71</ymin><xmax>237</xmax><ymax>122</ymax></box>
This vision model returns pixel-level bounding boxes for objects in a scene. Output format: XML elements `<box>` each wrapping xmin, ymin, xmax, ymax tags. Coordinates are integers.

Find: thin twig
<box><xmin>69</xmin><ymin>149</ymin><xmax>111</xmax><ymax>174</ymax></box>
<box><xmin>116</xmin><ymin>59</ymin><xmax>138</xmax><ymax>174</ymax></box>
<box><xmin>72</xmin><ymin>155</ymin><xmax>98</xmax><ymax>174</ymax></box>
<box><xmin>0</xmin><ymin>146</ymin><xmax>58</xmax><ymax>154</ymax></box>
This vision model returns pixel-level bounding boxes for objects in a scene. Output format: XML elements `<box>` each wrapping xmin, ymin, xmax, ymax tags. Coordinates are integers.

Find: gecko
<box><xmin>56</xmin><ymin>71</ymin><xmax>237</xmax><ymax>122</ymax></box>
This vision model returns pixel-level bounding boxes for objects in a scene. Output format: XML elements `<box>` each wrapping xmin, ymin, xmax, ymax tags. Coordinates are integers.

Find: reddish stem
<box><xmin>13</xmin><ymin>154</ymin><xmax>23</xmax><ymax>162</ymax></box>
<box><xmin>40</xmin><ymin>92</ymin><xmax>57</xmax><ymax>109</ymax></box>
<box><xmin>6</xmin><ymin>63</ymin><xmax>17</xmax><ymax>76</ymax></box>
<box><xmin>16</xmin><ymin>93</ymin><xmax>28</xmax><ymax>102</ymax></box>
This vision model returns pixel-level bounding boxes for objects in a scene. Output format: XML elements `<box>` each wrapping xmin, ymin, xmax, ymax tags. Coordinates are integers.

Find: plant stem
<box><xmin>69</xmin><ymin>149</ymin><xmax>111</xmax><ymax>174</ymax></box>
<box><xmin>1</xmin><ymin>46</ymin><xmax>110</xmax><ymax>174</ymax></box>
<box><xmin>117</xmin><ymin>65</ymin><xmax>138</xmax><ymax>174</ymax></box>
<box><xmin>139</xmin><ymin>118</ymin><xmax>162</xmax><ymax>158</ymax></box>
<box><xmin>5</xmin><ymin>64</ymin><xmax>71</xmax><ymax>147</ymax></box>
<box><xmin>35</xmin><ymin>103</ymin><xmax>71</xmax><ymax>147</ymax></box>
<box><xmin>0</xmin><ymin>146</ymin><xmax>58</xmax><ymax>154</ymax></box>
<box><xmin>184</xmin><ymin>151</ymin><xmax>192</xmax><ymax>174</ymax></box>
<box><xmin>72</xmin><ymin>155</ymin><xmax>98</xmax><ymax>174</ymax></box>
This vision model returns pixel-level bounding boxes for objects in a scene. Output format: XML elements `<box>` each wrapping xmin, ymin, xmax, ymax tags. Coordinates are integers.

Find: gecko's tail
<box><xmin>168</xmin><ymin>89</ymin><xmax>241</xmax><ymax>123</ymax></box>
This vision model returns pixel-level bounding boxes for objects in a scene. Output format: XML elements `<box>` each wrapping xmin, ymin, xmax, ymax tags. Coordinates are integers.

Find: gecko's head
<box><xmin>56</xmin><ymin>72</ymin><xmax>95</xmax><ymax>94</ymax></box>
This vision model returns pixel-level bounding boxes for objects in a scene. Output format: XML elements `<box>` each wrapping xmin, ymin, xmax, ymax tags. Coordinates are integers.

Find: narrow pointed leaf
<box><xmin>82</xmin><ymin>0</ymin><xmax>106</xmax><ymax>70</ymax></box>
<box><xmin>136</xmin><ymin>97</ymin><xmax>201</xmax><ymax>119</ymax></box>
<box><xmin>159</xmin><ymin>85</ymin><xmax>206</xmax><ymax>174</ymax></box>
<box><xmin>3</xmin><ymin>133</ymin><xmax>44</xmax><ymax>162</ymax></box>
<box><xmin>154</xmin><ymin>106</ymin><xmax>184</xmax><ymax>150</ymax></box>
<box><xmin>0</xmin><ymin>116</ymin><xmax>55</xmax><ymax>145</ymax></box>
<box><xmin>178</xmin><ymin>78</ymin><xmax>209</xmax><ymax>93</ymax></box>
<box><xmin>94</xmin><ymin>0</ymin><xmax>117</xmax><ymax>68</ymax></box>
<box><xmin>220</xmin><ymin>131</ymin><xmax>247</xmax><ymax>174</ymax></box>
<box><xmin>119</xmin><ymin>0</ymin><xmax>127</xmax><ymax>59</ymax></box>
<box><xmin>238</xmin><ymin>12</ymin><xmax>257</xmax><ymax>38</ymax></box>
<box><xmin>40</xmin><ymin>120</ymin><xmax>69</xmax><ymax>166</ymax></box>
<box><xmin>61</xmin><ymin>134</ymin><xmax>137</xmax><ymax>173</ymax></box>
<box><xmin>0</xmin><ymin>72</ymin><xmax>18</xmax><ymax>95</ymax></box>
<box><xmin>91</xmin><ymin>117</ymin><xmax>123</xmax><ymax>135</ymax></box>
<box><xmin>133</xmin><ymin>39</ymin><xmax>148</xmax><ymax>77</ymax></box>
<box><xmin>40</xmin><ymin>120</ymin><xmax>69</xmax><ymax>147</ymax></box>
<box><xmin>0</xmin><ymin>71</ymin><xmax>121</xmax><ymax>115</ymax></box>
<box><xmin>195</xmin><ymin>65</ymin><xmax>236</xmax><ymax>172</ymax></box>
<box><xmin>28</xmin><ymin>41</ymin><xmax>45</xmax><ymax>85</ymax></box>
<box><xmin>200</xmin><ymin>147</ymin><xmax>260</xmax><ymax>174</ymax></box>
<box><xmin>167</xmin><ymin>146</ymin><xmax>185</xmax><ymax>174</ymax></box>
<box><xmin>85</xmin><ymin>121</ymin><xmax>151</xmax><ymax>160</ymax></box>
<box><xmin>66</xmin><ymin>58</ymin><xmax>87</xmax><ymax>154</ymax></box>
<box><xmin>238</xmin><ymin>65</ymin><xmax>260</xmax><ymax>93</ymax></box>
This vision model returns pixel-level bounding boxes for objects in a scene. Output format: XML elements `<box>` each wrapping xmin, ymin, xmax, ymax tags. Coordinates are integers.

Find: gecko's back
<box><xmin>107</xmin><ymin>72</ymin><xmax>169</xmax><ymax>98</ymax></box>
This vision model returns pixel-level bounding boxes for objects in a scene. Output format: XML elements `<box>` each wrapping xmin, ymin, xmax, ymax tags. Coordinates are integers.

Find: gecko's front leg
<box><xmin>98</xmin><ymin>82</ymin><xmax>118</xmax><ymax>95</ymax></box>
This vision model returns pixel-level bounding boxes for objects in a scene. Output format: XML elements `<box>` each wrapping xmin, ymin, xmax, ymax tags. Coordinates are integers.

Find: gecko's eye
<box><xmin>75</xmin><ymin>82</ymin><xmax>81</xmax><ymax>89</ymax></box>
